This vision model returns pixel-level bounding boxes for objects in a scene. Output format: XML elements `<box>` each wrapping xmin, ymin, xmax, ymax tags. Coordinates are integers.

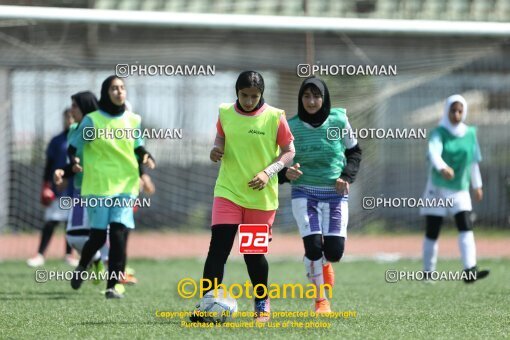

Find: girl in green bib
<box><xmin>420</xmin><ymin>94</ymin><xmax>489</xmax><ymax>283</ymax></box>
<box><xmin>279</xmin><ymin>77</ymin><xmax>362</xmax><ymax>313</ymax></box>
<box><xmin>68</xmin><ymin>76</ymin><xmax>155</xmax><ymax>298</ymax></box>
<box><xmin>191</xmin><ymin>71</ymin><xmax>295</xmax><ymax>323</ymax></box>
<box><xmin>55</xmin><ymin>92</ymin><xmax>105</xmax><ymax>280</ymax></box>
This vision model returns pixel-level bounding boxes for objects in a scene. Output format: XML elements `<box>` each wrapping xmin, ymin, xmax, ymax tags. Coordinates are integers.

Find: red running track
<box><xmin>1</xmin><ymin>232</ymin><xmax>508</xmax><ymax>260</ymax></box>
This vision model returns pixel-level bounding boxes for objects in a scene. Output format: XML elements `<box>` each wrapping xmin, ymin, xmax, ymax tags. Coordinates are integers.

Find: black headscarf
<box><xmin>235</xmin><ymin>70</ymin><xmax>265</xmax><ymax>113</ymax></box>
<box><xmin>98</xmin><ymin>75</ymin><xmax>125</xmax><ymax>115</ymax></box>
<box><xmin>71</xmin><ymin>91</ymin><xmax>99</xmax><ymax>117</ymax></box>
<box><xmin>297</xmin><ymin>77</ymin><xmax>331</xmax><ymax>127</ymax></box>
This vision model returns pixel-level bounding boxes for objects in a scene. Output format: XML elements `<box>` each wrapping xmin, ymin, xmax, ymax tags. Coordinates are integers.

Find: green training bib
<box><xmin>81</xmin><ymin>110</ymin><xmax>140</xmax><ymax>197</ymax></box>
<box><xmin>214</xmin><ymin>103</ymin><xmax>282</xmax><ymax>210</ymax></box>
<box><xmin>289</xmin><ymin>108</ymin><xmax>347</xmax><ymax>187</ymax></box>
<box><xmin>431</xmin><ymin>126</ymin><xmax>477</xmax><ymax>191</ymax></box>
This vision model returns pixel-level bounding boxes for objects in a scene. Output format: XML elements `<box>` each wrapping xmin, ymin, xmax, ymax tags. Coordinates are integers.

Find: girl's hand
<box><xmin>285</xmin><ymin>163</ymin><xmax>303</xmax><ymax>181</ymax></box>
<box><xmin>54</xmin><ymin>169</ymin><xmax>65</xmax><ymax>186</ymax></box>
<box><xmin>336</xmin><ymin>178</ymin><xmax>350</xmax><ymax>195</ymax></box>
<box><xmin>72</xmin><ymin>158</ymin><xmax>83</xmax><ymax>173</ymax></box>
<box><xmin>140</xmin><ymin>173</ymin><xmax>156</xmax><ymax>195</ymax></box>
<box><xmin>210</xmin><ymin>146</ymin><xmax>224</xmax><ymax>162</ymax></box>
<box><xmin>440</xmin><ymin>166</ymin><xmax>454</xmax><ymax>180</ymax></box>
<box><xmin>53</xmin><ymin>169</ymin><xmax>68</xmax><ymax>192</ymax></box>
<box><xmin>143</xmin><ymin>153</ymin><xmax>156</xmax><ymax>169</ymax></box>
<box><xmin>248</xmin><ymin>171</ymin><xmax>269</xmax><ymax>190</ymax></box>
<box><xmin>473</xmin><ymin>188</ymin><xmax>483</xmax><ymax>202</ymax></box>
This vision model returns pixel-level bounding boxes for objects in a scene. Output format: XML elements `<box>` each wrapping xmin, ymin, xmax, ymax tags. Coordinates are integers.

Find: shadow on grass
<box><xmin>0</xmin><ymin>296</ymin><xmax>70</xmax><ymax>301</ymax></box>
<box><xmin>76</xmin><ymin>320</ymin><xmax>180</xmax><ymax>326</ymax></box>
<box><xmin>0</xmin><ymin>290</ymin><xmax>76</xmax><ymax>300</ymax></box>
<box><xmin>0</xmin><ymin>273</ymin><xmax>34</xmax><ymax>278</ymax></box>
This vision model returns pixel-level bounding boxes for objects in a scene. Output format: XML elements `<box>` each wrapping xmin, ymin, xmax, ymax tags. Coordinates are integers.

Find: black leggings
<box><xmin>78</xmin><ymin>223</ymin><xmax>127</xmax><ymax>289</ymax></box>
<box><xmin>122</xmin><ymin>228</ymin><xmax>130</xmax><ymax>272</ymax></box>
<box><xmin>303</xmin><ymin>234</ymin><xmax>345</xmax><ymax>262</ymax></box>
<box><xmin>202</xmin><ymin>224</ymin><xmax>268</xmax><ymax>301</ymax></box>
<box><xmin>38</xmin><ymin>220</ymin><xmax>72</xmax><ymax>255</ymax></box>
<box><xmin>425</xmin><ymin>211</ymin><xmax>472</xmax><ymax>240</ymax></box>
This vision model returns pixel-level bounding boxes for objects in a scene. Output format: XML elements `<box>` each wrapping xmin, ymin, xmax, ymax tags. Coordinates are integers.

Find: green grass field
<box><xmin>1</xmin><ymin>258</ymin><xmax>508</xmax><ymax>339</ymax></box>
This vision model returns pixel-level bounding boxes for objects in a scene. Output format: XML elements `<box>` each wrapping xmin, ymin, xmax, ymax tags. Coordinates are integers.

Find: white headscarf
<box><xmin>439</xmin><ymin>94</ymin><xmax>468</xmax><ymax>137</ymax></box>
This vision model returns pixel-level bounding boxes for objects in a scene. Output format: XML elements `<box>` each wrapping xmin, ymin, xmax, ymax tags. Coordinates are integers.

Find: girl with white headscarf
<box><xmin>420</xmin><ymin>94</ymin><xmax>489</xmax><ymax>283</ymax></box>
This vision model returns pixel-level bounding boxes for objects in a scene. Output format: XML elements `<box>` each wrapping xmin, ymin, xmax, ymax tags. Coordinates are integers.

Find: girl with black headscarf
<box><xmin>278</xmin><ymin>77</ymin><xmax>362</xmax><ymax>313</ymax></box>
<box><xmin>67</xmin><ymin>76</ymin><xmax>155</xmax><ymax>299</ymax></box>
<box><xmin>50</xmin><ymin>91</ymin><xmax>106</xmax><ymax>278</ymax></box>
<box><xmin>191</xmin><ymin>71</ymin><xmax>295</xmax><ymax>323</ymax></box>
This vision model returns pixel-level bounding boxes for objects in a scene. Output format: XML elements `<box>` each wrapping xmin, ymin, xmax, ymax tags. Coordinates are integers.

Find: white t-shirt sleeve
<box><xmin>428</xmin><ymin>133</ymin><xmax>448</xmax><ymax>171</ymax></box>
<box><xmin>471</xmin><ymin>162</ymin><xmax>482</xmax><ymax>189</ymax></box>
<box><xmin>342</xmin><ymin>117</ymin><xmax>358</xmax><ymax>149</ymax></box>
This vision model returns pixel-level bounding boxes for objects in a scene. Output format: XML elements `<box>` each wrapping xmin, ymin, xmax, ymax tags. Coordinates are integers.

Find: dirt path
<box><xmin>1</xmin><ymin>232</ymin><xmax>508</xmax><ymax>260</ymax></box>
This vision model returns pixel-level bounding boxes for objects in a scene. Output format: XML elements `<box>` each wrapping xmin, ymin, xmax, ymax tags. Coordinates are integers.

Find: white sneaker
<box><xmin>27</xmin><ymin>254</ymin><xmax>45</xmax><ymax>267</ymax></box>
<box><xmin>64</xmin><ymin>255</ymin><xmax>79</xmax><ymax>267</ymax></box>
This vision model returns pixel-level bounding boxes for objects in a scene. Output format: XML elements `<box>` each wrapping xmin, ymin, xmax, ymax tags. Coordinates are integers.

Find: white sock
<box><xmin>304</xmin><ymin>256</ymin><xmax>326</xmax><ymax>301</ymax></box>
<box><xmin>92</xmin><ymin>251</ymin><xmax>101</xmax><ymax>263</ymax></box>
<box><xmin>458</xmin><ymin>231</ymin><xmax>476</xmax><ymax>269</ymax></box>
<box><xmin>100</xmin><ymin>243</ymin><xmax>109</xmax><ymax>263</ymax></box>
<box><xmin>423</xmin><ymin>237</ymin><xmax>438</xmax><ymax>272</ymax></box>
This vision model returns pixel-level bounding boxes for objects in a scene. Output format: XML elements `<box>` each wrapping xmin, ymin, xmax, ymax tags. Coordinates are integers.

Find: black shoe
<box><xmin>422</xmin><ymin>271</ymin><xmax>435</xmax><ymax>284</ymax></box>
<box><xmin>189</xmin><ymin>305</ymin><xmax>204</xmax><ymax>323</ymax></box>
<box><xmin>463</xmin><ymin>266</ymin><xmax>490</xmax><ymax>284</ymax></box>
<box><xmin>70</xmin><ymin>265</ymin><xmax>86</xmax><ymax>290</ymax></box>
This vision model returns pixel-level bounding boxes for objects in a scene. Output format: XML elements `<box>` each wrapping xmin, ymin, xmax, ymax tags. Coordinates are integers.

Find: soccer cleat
<box><xmin>105</xmin><ymin>287</ymin><xmax>125</xmax><ymax>299</ymax></box>
<box><xmin>64</xmin><ymin>255</ymin><xmax>79</xmax><ymax>267</ymax></box>
<box><xmin>463</xmin><ymin>266</ymin><xmax>490</xmax><ymax>284</ymax></box>
<box><xmin>315</xmin><ymin>299</ymin><xmax>332</xmax><ymax>314</ymax></box>
<box><xmin>101</xmin><ymin>284</ymin><xmax>125</xmax><ymax>296</ymax></box>
<box><xmin>70</xmin><ymin>265</ymin><xmax>86</xmax><ymax>290</ymax></box>
<box><xmin>421</xmin><ymin>271</ymin><xmax>436</xmax><ymax>284</ymax></box>
<box><xmin>27</xmin><ymin>254</ymin><xmax>45</xmax><ymax>268</ymax></box>
<box><xmin>119</xmin><ymin>273</ymin><xmax>138</xmax><ymax>285</ymax></box>
<box><xmin>189</xmin><ymin>304</ymin><xmax>204</xmax><ymax>323</ymax></box>
<box><xmin>323</xmin><ymin>262</ymin><xmax>335</xmax><ymax>288</ymax></box>
<box><xmin>91</xmin><ymin>260</ymin><xmax>105</xmax><ymax>285</ymax></box>
<box><xmin>254</xmin><ymin>298</ymin><xmax>271</xmax><ymax>323</ymax></box>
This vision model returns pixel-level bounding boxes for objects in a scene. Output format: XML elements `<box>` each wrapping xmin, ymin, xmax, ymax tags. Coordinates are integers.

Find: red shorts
<box><xmin>211</xmin><ymin>197</ymin><xmax>276</xmax><ymax>227</ymax></box>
